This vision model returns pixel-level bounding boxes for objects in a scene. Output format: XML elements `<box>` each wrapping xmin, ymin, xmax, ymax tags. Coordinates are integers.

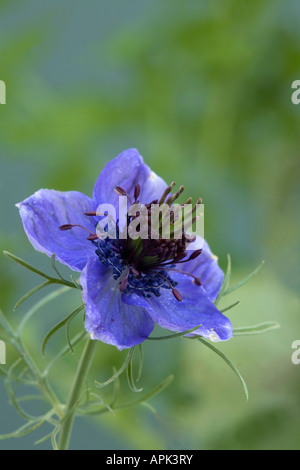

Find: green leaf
<box><xmin>65</xmin><ymin>306</ymin><xmax>84</xmax><ymax>353</ymax></box>
<box><xmin>42</xmin><ymin>331</ymin><xmax>87</xmax><ymax>377</ymax></box>
<box><xmin>95</xmin><ymin>348</ymin><xmax>134</xmax><ymax>388</ymax></box>
<box><xmin>224</xmin><ymin>260</ymin><xmax>265</xmax><ymax>296</ymax></box>
<box><xmin>34</xmin><ymin>431</ymin><xmax>54</xmax><ymax>446</ymax></box>
<box><xmin>0</xmin><ymin>366</ymin><xmax>7</xmax><ymax>377</ymax></box>
<box><xmin>3</xmin><ymin>251</ymin><xmax>52</xmax><ymax>279</ymax></box>
<box><xmin>136</xmin><ymin>344</ymin><xmax>143</xmax><ymax>383</ymax></box>
<box><xmin>141</xmin><ymin>401</ymin><xmax>158</xmax><ymax>418</ymax></box>
<box><xmin>3</xmin><ymin>251</ymin><xmax>77</xmax><ymax>289</ymax></box>
<box><xmin>51</xmin><ymin>426</ymin><xmax>60</xmax><ymax>450</ymax></box>
<box><xmin>0</xmin><ymin>309</ymin><xmax>17</xmax><ymax>339</ymax></box>
<box><xmin>80</xmin><ymin>393</ymin><xmax>114</xmax><ymax>415</ymax></box>
<box><xmin>115</xmin><ymin>374</ymin><xmax>174</xmax><ymax>410</ymax></box>
<box><xmin>42</xmin><ymin>304</ymin><xmax>84</xmax><ymax>355</ymax></box>
<box><xmin>17</xmin><ymin>286</ymin><xmax>70</xmax><ymax>337</ymax></box>
<box><xmin>215</xmin><ymin>254</ymin><xmax>231</xmax><ymax>305</ymax></box>
<box><xmin>81</xmin><ymin>374</ymin><xmax>174</xmax><ymax>416</ymax></box>
<box><xmin>220</xmin><ymin>300</ymin><xmax>240</xmax><ymax>314</ymax></box>
<box><xmin>13</xmin><ymin>280</ymin><xmax>52</xmax><ymax>311</ymax></box>
<box><xmin>50</xmin><ymin>254</ymin><xmax>64</xmax><ymax>281</ymax></box>
<box><xmin>70</xmin><ymin>275</ymin><xmax>81</xmax><ymax>289</ymax></box>
<box><xmin>147</xmin><ymin>324</ymin><xmax>202</xmax><ymax>341</ymax></box>
<box><xmin>233</xmin><ymin>321</ymin><xmax>280</xmax><ymax>336</ymax></box>
<box><xmin>126</xmin><ymin>347</ymin><xmax>143</xmax><ymax>393</ymax></box>
<box><xmin>109</xmin><ymin>367</ymin><xmax>120</xmax><ymax>407</ymax></box>
<box><xmin>197</xmin><ymin>337</ymin><xmax>249</xmax><ymax>401</ymax></box>
<box><xmin>0</xmin><ymin>419</ymin><xmax>45</xmax><ymax>440</ymax></box>
<box><xmin>5</xmin><ymin>357</ymin><xmax>37</xmax><ymax>421</ymax></box>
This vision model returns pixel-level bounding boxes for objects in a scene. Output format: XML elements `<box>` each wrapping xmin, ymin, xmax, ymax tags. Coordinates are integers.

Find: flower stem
<box><xmin>57</xmin><ymin>337</ymin><xmax>97</xmax><ymax>450</ymax></box>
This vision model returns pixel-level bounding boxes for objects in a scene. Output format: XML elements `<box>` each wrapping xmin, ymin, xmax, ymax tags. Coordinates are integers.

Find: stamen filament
<box><xmin>166</xmin><ymin>268</ymin><xmax>201</xmax><ymax>286</ymax></box>
<box><xmin>59</xmin><ymin>224</ymin><xmax>96</xmax><ymax>236</ymax></box>
<box><xmin>159</xmin><ymin>181</ymin><xmax>176</xmax><ymax>205</ymax></box>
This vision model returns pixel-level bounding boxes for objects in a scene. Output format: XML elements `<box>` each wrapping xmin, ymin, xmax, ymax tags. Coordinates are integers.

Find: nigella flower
<box><xmin>17</xmin><ymin>149</ymin><xmax>232</xmax><ymax>350</ymax></box>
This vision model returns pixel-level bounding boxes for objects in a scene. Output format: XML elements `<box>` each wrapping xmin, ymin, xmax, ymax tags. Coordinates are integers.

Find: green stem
<box><xmin>57</xmin><ymin>338</ymin><xmax>97</xmax><ymax>450</ymax></box>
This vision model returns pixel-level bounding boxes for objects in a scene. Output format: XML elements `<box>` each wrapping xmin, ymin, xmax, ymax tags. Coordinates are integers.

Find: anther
<box><xmin>159</xmin><ymin>181</ymin><xmax>176</xmax><ymax>205</ymax></box>
<box><xmin>166</xmin><ymin>185</ymin><xmax>185</xmax><ymax>206</ymax></box>
<box><xmin>172</xmin><ymin>288</ymin><xmax>182</xmax><ymax>302</ymax></box>
<box><xmin>59</xmin><ymin>224</ymin><xmax>74</xmax><ymax>231</ymax></box>
<box><xmin>187</xmin><ymin>249</ymin><xmax>202</xmax><ymax>260</ymax></box>
<box><xmin>114</xmin><ymin>186</ymin><xmax>132</xmax><ymax>204</ymax></box>
<box><xmin>84</xmin><ymin>211</ymin><xmax>98</xmax><ymax>216</ymax></box>
<box><xmin>134</xmin><ymin>183</ymin><xmax>141</xmax><ymax>201</ymax></box>
<box><xmin>167</xmin><ymin>268</ymin><xmax>201</xmax><ymax>286</ymax></box>
<box><xmin>59</xmin><ymin>224</ymin><xmax>97</xmax><ymax>237</ymax></box>
<box><xmin>182</xmin><ymin>197</ymin><xmax>193</xmax><ymax>206</ymax></box>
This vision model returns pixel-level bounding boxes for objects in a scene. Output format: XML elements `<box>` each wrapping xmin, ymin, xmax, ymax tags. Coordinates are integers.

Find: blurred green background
<box><xmin>0</xmin><ymin>0</ymin><xmax>300</xmax><ymax>450</ymax></box>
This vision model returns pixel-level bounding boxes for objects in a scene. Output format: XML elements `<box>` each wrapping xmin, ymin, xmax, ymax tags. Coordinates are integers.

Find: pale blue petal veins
<box><xmin>82</xmin><ymin>255</ymin><xmax>155</xmax><ymax>350</ymax></box>
<box><xmin>17</xmin><ymin>189</ymin><xmax>96</xmax><ymax>271</ymax></box>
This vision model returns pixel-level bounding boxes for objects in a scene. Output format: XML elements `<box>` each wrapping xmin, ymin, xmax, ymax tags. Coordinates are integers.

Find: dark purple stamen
<box><xmin>85</xmin><ymin>211</ymin><xmax>98</xmax><ymax>216</ymax></box>
<box><xmin>87</xmin><ymin>234</ymin><xmax>99</xmax><ymax>241</ymax></box>
<box><xmin>134</xmin><ymin>183</ymin><xmax>141</xmax><ymax>201</ymax></box>
<box><xmin>59</xmin><ymin>224</ymin><xmax>74</xmax><ymax>231</ymax></box>
<box><xmin>114</xmin><ymin>186</ymin><xmax>132</xmax><ymax>204</ymax></box>
<box><xmin>166</xmin><ymin>268</ymin><xmax>201</xmax><ymax>286</ymax></box>
<box><xmin>172</xmin><ymin>288</ymin><xmax>182</xmax><ymax>302</ymax></box>
<box><xmin>59</xmin><ymin>223</ymin><xmax>97</xmax><ymax>238</ymax></box>
<box><xmin>59</xmin><ymin>182</ymin><xmax>203</xmax><ymax>302</ymax></box>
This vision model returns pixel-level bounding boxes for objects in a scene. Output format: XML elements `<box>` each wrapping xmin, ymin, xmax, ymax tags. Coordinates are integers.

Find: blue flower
<box><xmin>17</xmin><ymin>149</ymin><xmax>232</xmax><ymax>350</ymax></box>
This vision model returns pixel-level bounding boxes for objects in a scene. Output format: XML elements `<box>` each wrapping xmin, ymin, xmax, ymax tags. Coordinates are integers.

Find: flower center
<box><xmin>59</xmin><ymin>182</ymin><xmax>203</xmax><ymax>301</ymax></box>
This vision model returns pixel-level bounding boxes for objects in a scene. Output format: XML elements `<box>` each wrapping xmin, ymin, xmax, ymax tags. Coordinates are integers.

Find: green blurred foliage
<box><xmin>0</xmin><ymin>0</ymin><xmax>299</xmax><ymax>450</ymax></box>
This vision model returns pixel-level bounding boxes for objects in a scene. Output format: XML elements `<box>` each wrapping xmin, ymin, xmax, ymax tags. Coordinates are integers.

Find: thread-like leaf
<box><xmin>215</xmin><ymin>254</ymin><xmax>231</xmax><ymax>305</ymax></box>
<box><xmin>115</xmin><ymin>374</ymin><xmax>174</xmax><ymax>410</ymax></box>
<box><xmin>41</xmin><ymin>304</ymin><xmax>84</xmax><ymax>356</ymax></box>
<box><xmin>136</xmin><ymin>344</ymin><xmax>143</xmax><ymax>383</ymax></box>
<box><xmin>109</xmin><ymin>367</ymin><xmax>120</xmax><ymax>407</ymax></box>
<box><xmin>17</xmin><ymin>286</ymin><xmax>70</xmax><ymax>337</ymax></box>
<box><xmin>13</xmin><ymin>280</ymin><xmax>52</xmax><ymax>311</ymax></box>
<box><xmin>197</xmin><ymin>337</ymin><xmax>249</xmax><ymax>401</ymax></box>
<box><xmin>224</xmin><ymin>260</ymin><xmax>265</xmax><ymax>296</ymax></box>
<box><xmin>95</xmin><ymin>348</ymin><xmax>134</xmax><ymax>388</ymax></box>
<box><xmin>126</xmin><ymin>347</ymin><xmax>143</xmax><ymax>393</ymax></box>
<box><xmin>5</xmin><ymin>357</ymin><xmax>37</xmax><ymax>421</ymax></box>
<box><xmin>50</xmin><ymin>254</ymin><xmax>64</xmax><ymax>281</ymax></box>
<box><xmin>147</xmin><ymin>324</ymin><xmax>201</xmax><ymax>341</ymax></box>
<box><xmin>220</xmin><ymin>300</ymin><xmax>240</xmax><ymax>313</ymax></box>
<box><xmin>34</xmin><ymin>431</ymin><xmax>54</xmax><ymax>446</ymax></box>
<box><xmin>233</xmin><ymin>321</ymin><xmax>280</xmax><ymax>336</ymax></box>
<box><xmin>3</xmin><ymin>251</ymin><xmax>51</xmax><ymax>279</ymax></box>
<box><xmin>0</xmin><ymin>419</ymin><xmax>45</xmax><ymax>440</ymax></box>
<box><xmin>42</xmin><ymin>331</ymin><xmax>87</xmax><ymax>377</ymax></box>
<box><xmin>3</xmin><ymin>251</ymin><xmax>76</xmax><ymax>289</ymax></box>
<box><xmin>81</xmin><ymin>374</ymin><xmax>174</xmax><ymax>416</ymax></box>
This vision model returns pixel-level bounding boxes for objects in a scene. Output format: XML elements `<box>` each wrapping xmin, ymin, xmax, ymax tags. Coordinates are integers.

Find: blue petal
<box><xmin>182</xmin><ymin>236</ymin><xmax>224</xmax><ymax>301</ymax></box>
<box><xmin>17</xmin><ymin>189</ymin><xmax>96</xmax><ymax>271</ymax></box>
<box><xmin>122</xmin><ymin>273</ymin><xmax>232</xmax><ymax>342</ymax></box>
<box><xmin>93</xmin><ymin>148</ymin><xmax>167</xmax><ymax>208</ymax></box>
<box><xmin>82</xmin><ymin>256</ymin><xmax>155</xmax><ymax>350</ymax></box>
